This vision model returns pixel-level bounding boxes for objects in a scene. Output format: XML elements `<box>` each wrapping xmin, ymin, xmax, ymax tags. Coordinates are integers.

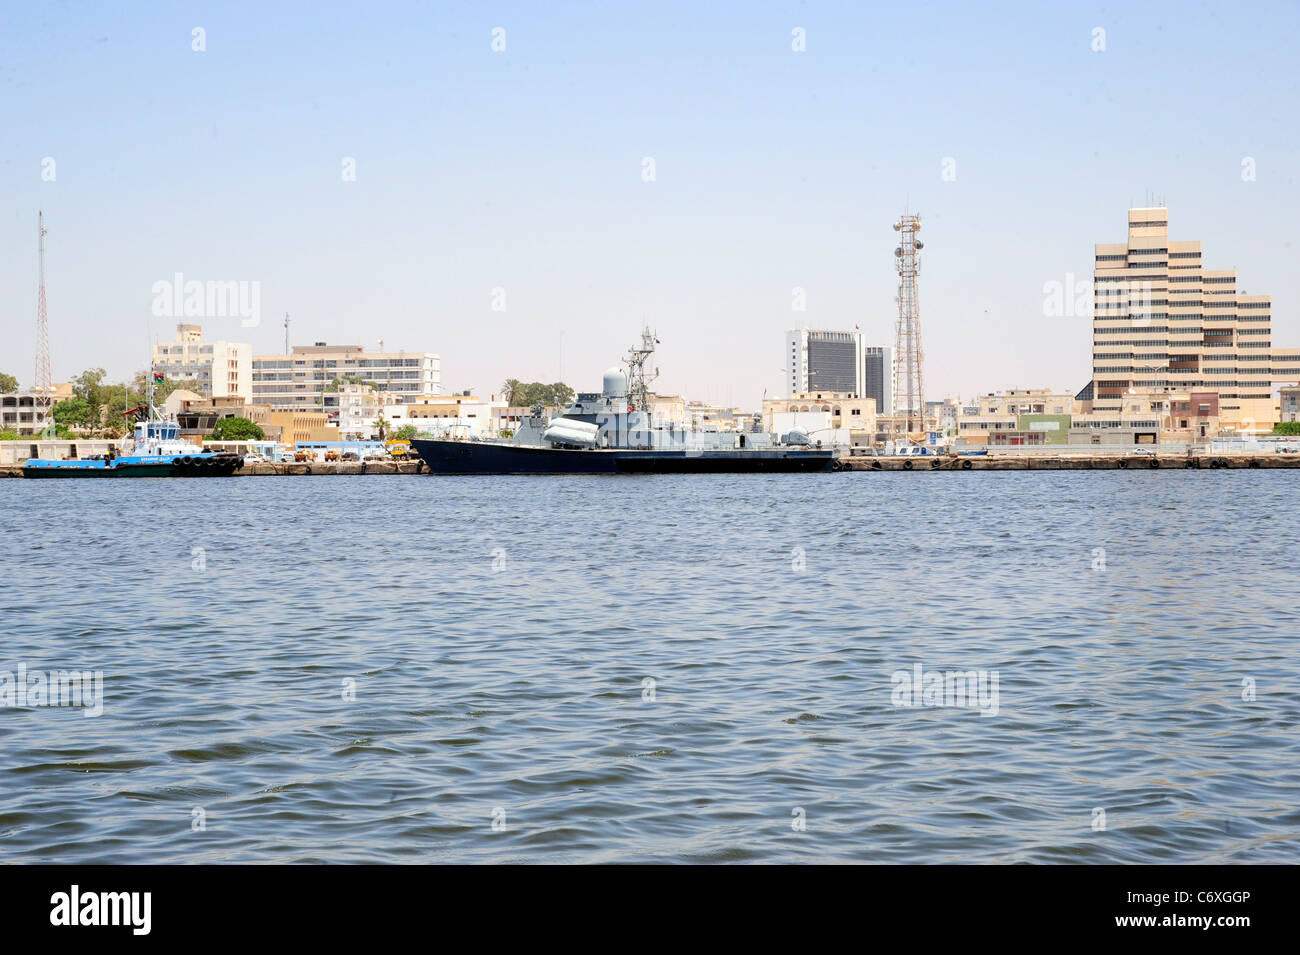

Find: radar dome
<box><xmin>602</xmin><ymin>367</ymin><xmax>629</xmax><ymax>397</ymax></box>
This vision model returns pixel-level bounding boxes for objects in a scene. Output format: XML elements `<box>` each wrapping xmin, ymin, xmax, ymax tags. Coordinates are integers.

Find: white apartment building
<box><xmin>252</xmin><ymin>342</ymin><xmax>441</xmax><ymax>412</ymax></box>
<box><xmin>152</xmin><ymin>324</ymin><xmax>252</xmax><ymax>399</ymax></box>
<box><xmin>333</xmin><ymin>382</ymin><xmax>407</xmax><ymax>439</ymax></box>
<box><xmin>400</xmin><ymin>394</ymin><xmax>507</xmax><ymax>438</ymax></box>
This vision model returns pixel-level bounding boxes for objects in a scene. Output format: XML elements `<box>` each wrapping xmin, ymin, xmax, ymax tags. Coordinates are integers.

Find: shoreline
<box><xmin>3</xmin><ymin>452</ymin><xmax>1300</xmax><ymax>477</ymax></box>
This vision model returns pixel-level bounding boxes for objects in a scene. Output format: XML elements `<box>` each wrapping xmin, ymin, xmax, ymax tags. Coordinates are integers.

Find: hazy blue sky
<box><xmin>4</xmin><ymin>1</ymin><xmax>1298</xmax><ymax>406</ymax></box>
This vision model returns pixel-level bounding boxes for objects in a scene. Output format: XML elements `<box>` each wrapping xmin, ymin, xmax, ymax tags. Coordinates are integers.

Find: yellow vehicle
<box><xmin>386</xmin><ymin>440</ymin><xmax>412</xmax><ymax>458</ymax></box>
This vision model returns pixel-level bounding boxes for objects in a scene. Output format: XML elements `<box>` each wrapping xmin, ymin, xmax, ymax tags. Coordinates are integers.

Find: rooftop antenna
<box><xmin>283</xmin><ymin>312</ymin><xmax>290</xmax><ymax>353</ymax></box>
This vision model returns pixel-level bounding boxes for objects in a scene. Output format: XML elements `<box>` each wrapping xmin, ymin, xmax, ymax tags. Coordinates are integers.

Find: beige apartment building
<box><xmin>956</xmin><ymin>389</ymin><xmax>1075</xmax><ymax>446</ymax></box>
<box><xmin>762</xmin><ymin>391</ymin><xmax>877</xmax><ymax>435</ymax></box>
<box><xmin>398</xmin><ymin>394</ymin><xmax>507</xmax><ymax>438</ymax></box>
<box><xmin>1091</xmin><ymin>207</ymin><xmax>1300</xmax><ymax>417</ymax></box>
<box><xmin>1</xmin><ymin>383</ymin><xmax>73</xmax><ymax>435</ymax></box>
<box><xmin>268</xmin><ymin>410</ymin><xmax>335</xmax><ymax>444</ymax></box>
<box><xmin>152</xmin><ymin>324</ymin><xmax>252</xmax><ymax>399</ymax></box>
<box><xmin>1281</xmin><ymin>385</ymin><xmax>1300</xmax><ymax>424</ymax></box>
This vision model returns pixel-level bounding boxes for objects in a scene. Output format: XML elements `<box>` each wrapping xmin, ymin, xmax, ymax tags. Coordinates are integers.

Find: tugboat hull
<box><xmin>22</xmin><ymin>454</ymin><xmax>243</xmax><ymax>478</ymax></box>
<box><xmin>410</xmin><ymin>439</ymin><xmax>835</xmax><ymax>475</ymax></box>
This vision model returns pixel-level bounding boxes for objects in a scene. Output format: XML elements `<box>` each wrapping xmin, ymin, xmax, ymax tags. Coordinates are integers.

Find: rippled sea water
<box><xmin>2</xmin><ymin>472</ymin><xmax>1298</xmax><ymax>863</ymax></box>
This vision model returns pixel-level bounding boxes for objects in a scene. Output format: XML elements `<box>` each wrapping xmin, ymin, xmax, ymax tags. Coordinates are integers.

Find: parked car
<box><xmin>242</xmin><ymin>453</ymin><xmax>266</xmax><ymax>464</ymax></box>
<box><xmin>340</xmin><ymin>451</ymin><xmax>360</xmax><ymax>461</ymax></box>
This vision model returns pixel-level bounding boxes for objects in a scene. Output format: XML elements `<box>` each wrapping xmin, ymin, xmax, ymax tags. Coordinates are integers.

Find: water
<box><xmin>2</xmin><ymin>472</ymin><xmax>1297</xmax><ymax>863</ymax></box>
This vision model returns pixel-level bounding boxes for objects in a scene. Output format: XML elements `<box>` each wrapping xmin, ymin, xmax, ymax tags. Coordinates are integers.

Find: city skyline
<box><xmin>4</xmin><ymin>2</ymin><xmax>1299</xmax><ymax>407</ymax></box>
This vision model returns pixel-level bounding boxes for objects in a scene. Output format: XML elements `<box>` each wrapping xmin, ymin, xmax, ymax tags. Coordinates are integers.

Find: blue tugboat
<box><xmin>23</xmin><ymin>372</ymin><xmax>243</xmax><ymax>479</ymax></box>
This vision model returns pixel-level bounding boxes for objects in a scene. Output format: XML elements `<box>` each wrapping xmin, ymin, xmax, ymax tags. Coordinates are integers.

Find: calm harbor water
<box><xmin>2</xmin><ymin>472</ymin><xmax>1297</xmax><ymax>864</ymax></box>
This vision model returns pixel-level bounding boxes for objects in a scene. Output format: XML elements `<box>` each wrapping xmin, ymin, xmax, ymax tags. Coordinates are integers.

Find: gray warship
<box><xmin>410</xmin><ymin>329</ymin><xmax>837</xmax><ymax>474</ymax></box>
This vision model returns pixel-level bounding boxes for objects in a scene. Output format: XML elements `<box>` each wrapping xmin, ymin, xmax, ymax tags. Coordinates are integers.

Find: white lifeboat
<box><xmin>543</xmin><ymin>418</ymin><xmax>600</xmax><ymax>448</ymax></box>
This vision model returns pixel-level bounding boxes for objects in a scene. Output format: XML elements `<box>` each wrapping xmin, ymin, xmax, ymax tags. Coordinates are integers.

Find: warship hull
<box><xmin>411</xmin><ymin>439</ymin><xmax>836</xmax><ymax>475</ymax></box>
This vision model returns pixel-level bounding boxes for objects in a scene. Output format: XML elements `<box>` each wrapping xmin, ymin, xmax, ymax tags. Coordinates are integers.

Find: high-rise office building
<box><xmin>785</xmin><ymin>329</ymin><xmax>893</xmax><ymax>414</ymax></box>
<box><xmin>1091</xmin><ymin>207</ymin><xmax>1300</xmax><ymax>414</ymax></box>
<box><xmin>863</xmin><ymin>345</ymin><xmax>895</xmax><ymax>417</ymax></box>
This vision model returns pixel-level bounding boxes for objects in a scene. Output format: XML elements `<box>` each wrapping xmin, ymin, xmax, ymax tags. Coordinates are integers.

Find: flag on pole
<box><xmin>153</xmin><ymin>372</ymin><xmax>165</xmax><ymax>383</ymax></box>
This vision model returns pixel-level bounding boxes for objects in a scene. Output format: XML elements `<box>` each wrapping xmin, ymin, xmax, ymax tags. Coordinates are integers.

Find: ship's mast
<box><xmin>147</xmin><ymin>359</ymin><xmax>157</xmax><ymax>420</ymax></box>
<box><xmin>623</xmin><ymin>326</ymin><xmax>658</xmax><ymax>412</ymax></box>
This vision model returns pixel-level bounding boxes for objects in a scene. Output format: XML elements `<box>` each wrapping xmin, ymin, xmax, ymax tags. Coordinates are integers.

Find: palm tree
<box><xmin>374</xmin><ymin>415</ymin><xmax>389</xmax><ymax>441</ymax></box>
<box><xmin>501</xmin><ymin>378</ymin><xmax>523</xmax><ymax>406</ymax></box>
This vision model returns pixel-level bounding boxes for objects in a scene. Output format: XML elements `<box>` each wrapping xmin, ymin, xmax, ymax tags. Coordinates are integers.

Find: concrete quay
<box><xmin>0</xmin><ymin>460</ymin><xmax>427</xmax><ymax>478</ymax></box>
<box><xmin>4</xmin><ymin>453</ymin><xmax>1299</xmax><ymax>477</ymax></box>
<box><xmin>840</xmin><ymin>452</ymin><xmax>1300</xmax><ymax>471</ymax></box>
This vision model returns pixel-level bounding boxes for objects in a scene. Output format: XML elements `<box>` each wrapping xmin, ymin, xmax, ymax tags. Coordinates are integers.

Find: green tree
<box><xmin>99</xmin><ymin>382</ymin><xmax>142</xmax><ymax>436</ymax></box>
<box><xmin>374</xmin><ymin>416</ymin><xmax>389</xmax><ymax>440</ymax></box>
<box><xmin>51</xmin><ymin>397</ymin><xmax>97</xmax><ymax>430</ymax></box>
<box><xmin>72</xmin><ymin>367</ymin><xmax>110</xmax><ymax>411</ymax></box>
<box><xmin>0</xmin><ymin>372</ymin><xmax>18</xmax><ymax>394</ymax></box>
<box><xmin>325</xmin><ymin>374</ymin><xmax>366</xmax><ymax>392</ymax></box>
<box><xmin>390</xmin><ymin>424</ymin><xmax>419</xmax><ymax>442</ymax></box>
<box><xmin>0</xmin><ymin>428</ymin><xmax>20</xmax><ymax>441</ymax></box>
<box><xmin>1273</xmin><ymin>421</ymin><xmax>1300</xmax><ymax>436</ymax></box>
<box><xmin>211</xmin><ymin>417</ymin><xmax>265</xmax><ymax>441</ymax></box>
<box><xmin>508</xmin><ymin>380</ymin><xmax>575</xmax><ymax>408</ymax></box>
<box><xmin>545</xmin><ymin>381</ymin><xmax>575</xmax><ymax>407</ymax></box>
<box><xmin>132</xmin><ymin>371</ymin><xmax>203</xmax><ymax>403</ymax></box>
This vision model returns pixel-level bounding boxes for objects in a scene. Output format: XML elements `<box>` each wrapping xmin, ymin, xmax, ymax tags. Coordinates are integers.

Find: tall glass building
<box><xmin>786</xmin><ymin>329</ymin><xmax>893</xmax><ymax>414</ymax></box>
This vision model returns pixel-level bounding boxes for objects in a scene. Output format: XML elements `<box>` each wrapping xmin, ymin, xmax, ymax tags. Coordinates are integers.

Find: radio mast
<box><xmin>893</xmin><ymin>214</ymin><xmax>925</xmax><ymax>433</ymax></box>
<box><xmin>34</xmin><ymin>211</ymin><xmax>53</xmax><ymax>421</ymax></box>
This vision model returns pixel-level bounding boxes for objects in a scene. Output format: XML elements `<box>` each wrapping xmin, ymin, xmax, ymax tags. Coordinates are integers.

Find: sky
<box><xmin>3</xmin><ymin>0</ymin><xmax>1299</xmax><ymax>407</ymax></box>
